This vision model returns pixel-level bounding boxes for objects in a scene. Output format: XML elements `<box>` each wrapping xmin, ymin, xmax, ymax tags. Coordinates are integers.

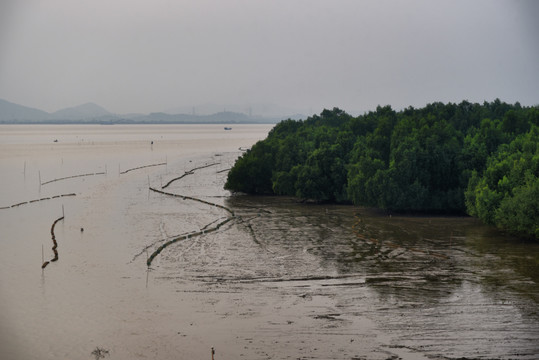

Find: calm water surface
<box><xmin>0</xmin><ymin>125</ymin><xmax>538</xmax><ymax>360</ymax></box>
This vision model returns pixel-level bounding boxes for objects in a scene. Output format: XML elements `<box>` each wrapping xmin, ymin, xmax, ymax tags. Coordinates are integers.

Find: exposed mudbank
<box><xmin>1</xmin><ymin>125</ymin><xmax>537</xmax><ymax>360</ymax></box>
<box><xmin>141</xmin><ymin>164</ymin><xmax>539</xmax><ymax>359</ymax></box>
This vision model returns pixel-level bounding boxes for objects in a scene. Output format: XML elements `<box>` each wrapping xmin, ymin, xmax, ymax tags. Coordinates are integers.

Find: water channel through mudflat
<box><xmin>1</xmin><ymin>125</ymin><xmax>538</xmax><ymax>360</ymax></box>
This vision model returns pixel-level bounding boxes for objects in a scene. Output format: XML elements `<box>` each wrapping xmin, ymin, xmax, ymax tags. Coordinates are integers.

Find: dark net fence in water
<box><xmin>42</xmin><ymin>216</ymin><xmax>64</xmax><ymax>269</ymax></box>
<box><xmin>146</xmin><ymin>187</ymin><xmax>235</xmax><ymax>267</ymax></box>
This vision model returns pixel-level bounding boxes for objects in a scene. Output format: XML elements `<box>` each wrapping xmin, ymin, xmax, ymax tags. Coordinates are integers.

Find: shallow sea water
<box><xmin>1</xmin><ymin>124</ymin><xmax>538</xmax><ymax>360</ymax></box>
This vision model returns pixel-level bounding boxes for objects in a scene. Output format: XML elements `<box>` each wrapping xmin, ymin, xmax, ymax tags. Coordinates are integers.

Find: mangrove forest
<box><xmin>225</xmin><ymin>99</ymin><xmax>539</xmax><ymax>239</ymax></box>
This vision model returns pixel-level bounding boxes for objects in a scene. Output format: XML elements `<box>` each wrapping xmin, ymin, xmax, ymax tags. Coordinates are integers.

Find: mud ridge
<box><xmin>129</xmin><ymin>239</ymin><xmax>167</xmax><ymax>264</ymax></box>
<box><xmin>245</xmin><ymin>221</ymin><xmax>261</xmax><ymax>246</ymax></box>
<box><xmin>200</xmin><ymin>218</ymin><xmax>223</xmax><ymax>231</ymax></box>
<box><xmin>161</xmin><ymin>171</ymin><xmax>193</xmax><ymax>189</ymax></box>
<box><xmin>146</xmin><ymin>186</ymin><xmax>237</xmax><ymax>266</ymax></box>
<box><xmin>149</xmin><ymin>187</ymin><xmax>234</xmax><ymax>216</ymax></box>
<box><xmin>2</xmin><ymin>193</ymin><xmax>76</xmax><ymax>209</ymax></box>
<box><xmin>130</xmin><ymin>223</ymin><xmax>225</xmax><ymax>264</ymax></box>
<box><xmin>146</xmin><ymin>217</ymin><xmax>234</xmax><ymax>267</ymax></box>
<box><xmin>161</xmin><ymin>162</ymin><xmax>219</xmax><ymax>189</ymax></box>
<box><xmin>120</xmin><ymin>162</ymin><xmax>166</xmax><ymax>174</ymax></box>
<box><xmin>41</xmin><ymin>172</ymin><xmax>105</xmax><ymax>185</ymax></box>
<box><xmin>42</xmin><ymin>216</ymin><xmax>64</xmax><ymax>269</ymax></box>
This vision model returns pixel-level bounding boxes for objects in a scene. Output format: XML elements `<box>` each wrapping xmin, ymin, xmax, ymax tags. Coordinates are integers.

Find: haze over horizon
<box><xmin>1</xmin><ymin>0</ymin><xmax>538</xmax><ymax>116</ymax></box>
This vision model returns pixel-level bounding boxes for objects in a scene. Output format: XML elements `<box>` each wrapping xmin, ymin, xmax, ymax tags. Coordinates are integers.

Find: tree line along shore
<box><xmin>225</xmin><ymin>99</ymin><xmax>539</xmax><ymax>239</ymax></box>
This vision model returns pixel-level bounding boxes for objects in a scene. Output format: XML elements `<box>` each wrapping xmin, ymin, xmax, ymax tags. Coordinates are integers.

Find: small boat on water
<box><xmin>224</xmin><ymin>127</ymin><xmax>232</xmax><ymax>130</ymax></box>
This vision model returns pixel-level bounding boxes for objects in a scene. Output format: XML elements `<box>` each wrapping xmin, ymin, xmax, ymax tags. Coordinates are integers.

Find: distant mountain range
<box><xmin>0</xmin><ymin>98</ymin><xmax>304</xmax><ymax>124</ymax></box>
<box><xmin>0</xmin><ymin>99</ymin><xmax>53</xmax><ymax>122</ymax></box>
<box><xmin>51</xmin><ymin>102</ymin><xmax>112</xmax><ymax>120</ymax></box>
<box><xmin>164</xmin><ymin>102</ymin><xmax>307</xmax><ymax>118</ymax></box>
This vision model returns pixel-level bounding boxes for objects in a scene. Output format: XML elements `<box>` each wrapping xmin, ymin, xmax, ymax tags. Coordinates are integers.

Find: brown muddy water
<box><xmin>1</xmin><ymin>124</ymin><xmax>538</xmax><ymax>360</ymax></box>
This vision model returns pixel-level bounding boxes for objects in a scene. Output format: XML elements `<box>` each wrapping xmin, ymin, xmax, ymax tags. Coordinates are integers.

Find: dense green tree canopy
<box><xmin>225</xmin><ymin>100</ymin><xmax>539</xmax><ymax>239</ymax></box>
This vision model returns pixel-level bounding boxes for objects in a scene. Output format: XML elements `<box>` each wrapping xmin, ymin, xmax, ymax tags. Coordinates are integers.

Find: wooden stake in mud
<box><xmin>62</xmin><ymin>205</ymin><xmax>65</xmax><ymax>218</ymax></box>
<box><xmin>145</xmin><ymin>249</ymin><xmax>150</xmax><ymax>288</ymax></box>
<box><xmin>211</xmin><ymin>347</ymin><xmax>215</xmax><ymax>360</ymax></box>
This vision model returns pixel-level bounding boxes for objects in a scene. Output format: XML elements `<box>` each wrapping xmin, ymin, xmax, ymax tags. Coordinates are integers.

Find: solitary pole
<box><xmin>62</xmin><ymin>205</ymin><xmax>65</xmax><ymax>218</ymax></box>
<box><xmin>145</xmin><ymin>249</ymin><xmax>150</xmax><ymax>288</ymax></box>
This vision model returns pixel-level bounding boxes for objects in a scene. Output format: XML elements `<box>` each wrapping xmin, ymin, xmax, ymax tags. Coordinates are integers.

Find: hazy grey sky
<box><xmin>1</xmin><ymin>0</ymin><xmax>537</xmax><ymax>115</ymax></box>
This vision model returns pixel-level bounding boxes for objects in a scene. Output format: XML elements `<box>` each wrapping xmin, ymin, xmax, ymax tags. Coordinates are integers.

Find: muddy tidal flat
<box><xmin>1</xmin><ymin>124</ymin><xmax>538</xmax><ymax>360</ymax></box>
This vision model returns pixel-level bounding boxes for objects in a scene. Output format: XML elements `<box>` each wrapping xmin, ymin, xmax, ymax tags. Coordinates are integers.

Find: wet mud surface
<box><xmin>1</xmin><ymin>125</ymin><xmax>538</xmax><ymax>360</ymax></box>
<box><xmin>143</xmin><ymin>160</ymin><xmax>539</xmax><ymax>359</ymax></box>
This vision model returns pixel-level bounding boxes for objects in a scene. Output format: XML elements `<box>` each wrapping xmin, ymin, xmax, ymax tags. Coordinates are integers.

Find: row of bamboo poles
<box><xmin>0</xmin><ymin>193</ymin><xmax>76</xmax><ymax>210</ymax></box>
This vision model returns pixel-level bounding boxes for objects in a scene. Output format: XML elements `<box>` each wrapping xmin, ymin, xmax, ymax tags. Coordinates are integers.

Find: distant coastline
<box><xmin>0</xmin><ymin>98</ymin><xmax>304</xmax><ymax>124</ymax></box>
<box><xmin>0</xmin><ymin>111</ymin><xmax>281</xmax><ymax>125</ymax></box>
<box><xmin>0</xmin><ymin>117</ymin><xmax>280</xmax><ymax>125</ymax></box>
